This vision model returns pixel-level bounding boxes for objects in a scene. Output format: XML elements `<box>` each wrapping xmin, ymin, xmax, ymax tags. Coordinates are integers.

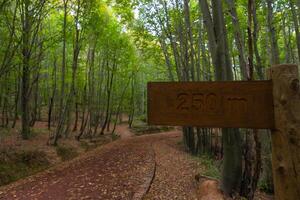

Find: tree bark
<box><xmin>226</xmin><ymin>0</ymin><xmax>248</xmax><ymax>80</ymax></box>
<box><xmin>48</xmin><ymin>57</ymin><xmax>57</xmax><ymax>130</ymax></box>
<box><xmin>183</xmin><ymin>0</ymin><xmax>195</xmax><ymax>81</ymax></box>
<box><xmin>20</xmin><ymin>0</ymin><xmax>31</xmax><ymax>139</ymax></box>
<box><xmin>253</xmin><ymin>0</ymin><xmax>264</xmax><ymax>79</ymax></box>
<box><xmin>290</xmin><ymin>0</ymin><xmax>300</xmax><ymax>63</ymax></box>
<box><xmin>266</xmin><ymin>0</ymin><xmax>280</xmax><ymax>65</ymax></box>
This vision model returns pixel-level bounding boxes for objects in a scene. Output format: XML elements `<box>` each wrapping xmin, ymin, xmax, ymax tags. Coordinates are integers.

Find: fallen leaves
<box><xmin>0</xmin><ymin>129</ymin><xmax>201</xmax><ymax>200</ymax></box>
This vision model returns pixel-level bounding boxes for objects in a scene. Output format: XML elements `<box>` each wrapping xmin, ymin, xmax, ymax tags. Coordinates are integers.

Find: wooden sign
<box><xmin>147</xmin><ymin>81</ymin><xmax>274</xmax><ymax>129</ymax></box>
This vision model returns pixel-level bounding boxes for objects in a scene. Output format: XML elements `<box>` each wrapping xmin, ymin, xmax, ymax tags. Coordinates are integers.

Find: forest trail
<box><xmin>115</xmin><ymin>124</ymin><xmax>135</xmax><ymax>139</ymax></box>
<box><xmin>0</xmin><ymin>126</ymin><xmax>202</xmax><ymax>200</ymax></box>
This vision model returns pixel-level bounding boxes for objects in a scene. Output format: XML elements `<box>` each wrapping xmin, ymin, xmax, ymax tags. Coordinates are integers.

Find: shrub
<box><xmin>56</xmin><ymin>146</ymin><xmax>78</xmax><ymax>161</ymax></box>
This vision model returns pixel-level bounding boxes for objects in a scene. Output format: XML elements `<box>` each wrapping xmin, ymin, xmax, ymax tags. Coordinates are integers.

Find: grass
<box><xmin>56</xmin><ymin>146</ymin><xmax>78</xmax><ymax>161</ymax></box>
<box><xmin>193</xmin><ymin>154</ymin><xmax>221</xmax><ymax>179</ymax></box>
<box><xmin>0</xmin><ymin>149</ymin><xmax>50</xmax><ymax>186</ymax></box>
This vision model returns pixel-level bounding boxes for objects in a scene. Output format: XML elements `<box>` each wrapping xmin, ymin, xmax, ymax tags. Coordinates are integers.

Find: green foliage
<box><xmin>194</xmin><ymin>155</ymin><xmax>221</xmax><ymax>179</ymax></box>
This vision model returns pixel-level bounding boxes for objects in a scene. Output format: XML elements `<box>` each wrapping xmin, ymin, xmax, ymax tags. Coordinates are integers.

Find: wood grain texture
<box><xmin>148</xmin><ymin>81</ymin><xmax>274</xmax><ymax>129</ymax></box>
<box><xmin>267</xmin><ymin>64</ymin><xmax>300</xmax><ymax>200</ymax></box>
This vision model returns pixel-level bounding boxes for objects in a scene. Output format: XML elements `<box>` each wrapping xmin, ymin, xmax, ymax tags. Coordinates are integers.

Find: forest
<box><xmin>0</xmin><ymin>0</ymin><xmax>299</xmax><ymax>199</ymax></box>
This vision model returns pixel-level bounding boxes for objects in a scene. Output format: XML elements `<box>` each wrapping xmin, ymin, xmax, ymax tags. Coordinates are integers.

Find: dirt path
<box><xmin>0</xmin><ymin>127</ymin><xmax>201</xmax><ymax>200</ymax></box>
<box><xmin>144</xmin><ymin>136</ymin><xmax>200</xmax><ymax>200</ymax></box>
<box><xmin>115</xmin><ymin>124</ymin><xmax>134</xmax><ymax>139</ymax></box>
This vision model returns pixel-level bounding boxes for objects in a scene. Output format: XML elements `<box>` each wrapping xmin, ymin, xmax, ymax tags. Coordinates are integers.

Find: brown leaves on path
<box><xmin>0</xmin><ymin>137</ymin><xmax>154</xmax><ymax>199</ymax></box>
<box><xmin>0</xmin><ymin>128</ymin><xmax>202</xmax><ymax>200</ymax></box>
<box><xmin>144</xmin><ymin>134</ymin><xmax>201</xmax><ymax>200</ymax></box>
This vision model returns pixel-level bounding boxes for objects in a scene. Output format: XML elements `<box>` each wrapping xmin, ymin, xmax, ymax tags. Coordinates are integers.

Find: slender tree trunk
<box><xmin>60</xmin><ymin>0</ymin><xmax>68</xmax><ymax>116</ymax></box>
<box><xmin>290</xmin><ymin>0</ymin><xmax>300</xmax><ymax>62</ymax></box>
<box><xmin>30</xmin><ymin>73</ymin><xmax>39</xmax><ymax>127</ymax></box>
<box><xmin>266</xmin><ymin>0</ymin><xmax>280</xmax><ymax>65</ymax></box>
<box><xmin>199</xmin><ymin>0</ymin><xmax>218</xmax><ymax>78</ymax></box>
<box><xmin>12</xmin><ymin>71</ymin><xmax>20</xmax><ymax>128</ymax></box>
<box><xmin>159</xmin><ymin>36</ymin><xmax>174</xmax><ymax>81</ymax></box>
<box><xmin>253</xmin><ymin>0</ymin><xmax>264</xmax><ymax>79</ymax></box>
<box><xmin>48</xmin><ymin>57</ymin><xmax>57</xmax><ymax>130</ymax></box>
<box><xmin>282</xmin><ymin>15</ymin><xmax>291</xmax><ymax>63</ymax></box>
<box><xmin>282</xmin><ymin>16</ymin><xmax>291</xmax><ymax>63</ymax></box>
<box><xmin>54</xmin><ymin>0</ymin><xmax>81</xmax><ymax>144</ymax></box>
<box><xmin>21</xmin><ymin>0</ymin><xmax>31</xmax><ymax>139</ymax></box>
<box><xmin>53</xmin><ymin>0</ymin><xmax>69</xmax><ymax>145</ymax></box>
<box><xmin>226</xmin><ymin>0</ymin><xmax>248</xmax><ymax>79</ymax></box>
<box><xmin>160</xmin><ymin>0</ymin><xmax>182</xmax><ymax>80</ymax></box>
<box><xmin>100</xmin><ymin>57</ymin><xmax>116</xmax><ymax>135</ymax></box>
<box><xmin>111</xmin><ymin>79</ymin><xmax>130</xmax><ymax>134</ymax></box>
<box><xmin>241</xmin><ymin>3</ymin><xmax>262</xmax><ymax>199</ymax></box>
<box><xmin>73</xmin><ymin>102</ymin><xmax>79</xmax><ymax>132</ymax></box>
<box><xmin>128</xmin><ymin>76</ymin><xmax>135</xmax><ymax>128</ymax></box>
<box><xmin>184</xmin><ymin>0</ymin><xmax>195</xmax><ymax>81</ymax></box>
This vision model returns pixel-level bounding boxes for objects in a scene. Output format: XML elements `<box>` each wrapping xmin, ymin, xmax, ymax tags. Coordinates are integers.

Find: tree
<box><xmin>266</xmin><ymin>0</ymin><xmax>280</xmax><ymax>64</ymax></box>
<box><xmin>20</xmin><ymin>0</ymin><xmax>46</xmax><ymax>139</ymax></box>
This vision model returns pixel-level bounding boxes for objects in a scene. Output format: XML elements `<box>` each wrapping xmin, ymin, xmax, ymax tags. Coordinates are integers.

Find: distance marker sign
<box><xmin>147</xmin><ymin>81</ymin><xmax>274</xmax><ymax>129</ymax></box>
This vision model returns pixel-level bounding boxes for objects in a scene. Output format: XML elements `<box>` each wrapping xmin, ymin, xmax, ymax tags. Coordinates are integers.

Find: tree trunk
<box><xmin>20</xmin><ymin>0</ymin><xmax>31</xmax><ymax>139</ymax></box>
<box><xmin>59</xmin><ymin>0</ymin><xmax>68</xmax><ymax>117</ymax></box>
<box><xmin>100</xmin><ymin>57</ymin><xmax>115</xmax><ymax>135</ymax></box>
<box><xmin>48</xmin><ymin>56</ymin><xmax>57</xmax><ymax>130</ymax></box>
<box><xmin>12</xmin><ymin>72</ymin><xmax>20</xmax><ymax>128</ymax></box>
<box><xmin>226</xmin><ymin>0</ymin><xmax>248</xmax><ymax>80</ymax></box>
<box><xmin>201</xmin><ymin>0</ymin><xmax>242</xmax><ymax>195</ymax></box>
<box><xmin>159</xmin><ymin>36</ymin><xmax>174</xmax><ymax>81</ymax></box>
<box><xmin>112</xmin><ymin>79</ymin><xmax>131</xmax><ymax>134</ymax></box>
<box><xmin>184</xmin><ymin>0</ymin><xmax>195</xmax><ymax>81</ymax></box>
<box><xmin>266</xmin><ymin>0</ymin><xmax>280</xmax><ymax>65</ymax></box>
<box><xmin>282</xmin><ymin>15</ymin><xmax>291</xmax><ymax>63</ymax></box>
<box><xmin>253</xmin><ymin>0</ymin><xmax>264</xmax><ymax>79</ymax></box>
<box><xmin>290</xmin><ymin>0</ymin><xmax>300</xmax><ymax>63</ymax></box>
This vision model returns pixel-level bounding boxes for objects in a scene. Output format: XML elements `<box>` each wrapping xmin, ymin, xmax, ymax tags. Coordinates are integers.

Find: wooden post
<box><xmin>268</xmin><ymin>64</ymin><xmax>300</xmax><ymax>200</ymax></box>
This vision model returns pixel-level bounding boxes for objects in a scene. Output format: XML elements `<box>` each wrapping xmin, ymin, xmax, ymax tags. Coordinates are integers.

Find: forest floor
<box><xmin>0</xmin><ymin>126</ymin><xmax>202</xmax><ymax>200</ymax></box>
<box><xmin>0</xmin><ymin>123</ymin><xmax>273</xmax><ymax>200</ymax></box>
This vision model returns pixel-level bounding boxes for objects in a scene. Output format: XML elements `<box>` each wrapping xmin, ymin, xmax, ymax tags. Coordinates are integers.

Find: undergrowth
<box><xmin>258</xmin><ymin>179</ymin><xmax>274</xmax><ymax>194</ymax></box>
<box><xmin>193</xmin><ymin>154</ymin><xmax>221</xmax><ymax>179</ymax></box>
<box><xmin>112</xmin><ymin>132</ymin><xmax>120</xmax><ymax>141</ymax></box>
<box><xmin>131</xmin><ymin>120</ymin><xmax>174</xmax><ymax>136</ymax></box>
<box><xmin>0</xmin><ymin>149</ymin><xmax>50</xmax><ymax>186</ymax></box>
<box><xmin>56</xmin><ymin>146</ymin><xmax>78</xmax><ymax>161</ymax></box>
